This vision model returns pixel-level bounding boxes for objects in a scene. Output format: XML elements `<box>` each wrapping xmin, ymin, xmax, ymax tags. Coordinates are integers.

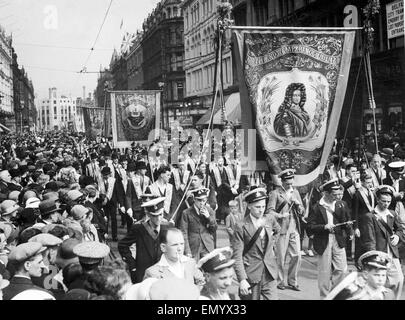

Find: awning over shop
<box><xmin>196</xmin><ymin>93</ymin><xmax>241</xmax><ymax>126</ymax></box>
<box><xmin>0</xmin><ymin>123</ymin><xmax>11</xmax><ymax>133</ymax></box>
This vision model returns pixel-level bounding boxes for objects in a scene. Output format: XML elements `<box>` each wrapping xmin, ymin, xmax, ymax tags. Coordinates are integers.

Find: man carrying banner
<box><xmin>232</xmin><ymin>188</ymin><xmax>281</xmax><ymax>300</ymax></box>
<box><xmin>267</xmin><ymin>169</ymin><xmax>304</xmax><ymax>291</ymax></box>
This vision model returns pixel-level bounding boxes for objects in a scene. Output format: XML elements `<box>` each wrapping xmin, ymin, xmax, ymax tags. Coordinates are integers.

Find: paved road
<box><xmin>107</xmin><ymin>216</ymin><xmax>405</xmax><ymax>300</ymax></box>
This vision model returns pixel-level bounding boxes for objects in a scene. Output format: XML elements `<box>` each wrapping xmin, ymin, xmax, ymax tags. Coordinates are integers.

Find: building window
<box><xmin>54</xmin><ymin>107</ymin><xmax>57</xmax><ymax>114</ymax></box>
<box><xmin>177</xmin><ymin>82</ymin><xmax>184</xmax><ymax>100</ymax></box>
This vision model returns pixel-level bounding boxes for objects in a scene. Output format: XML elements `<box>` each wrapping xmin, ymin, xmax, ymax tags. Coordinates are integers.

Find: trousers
<box><xmin>104</xmin><ymin>202</ymin><xmax>118</xmax><ymax>239</ymax></box>
<box><xmin>276</xmin><ymin>230</ymin><xmax>301</xmax><ymax>286</ymax></box>
<box><xmin>318</xmin><ymin>234</ymin><xmax>347</xmax><ymax>299</ymax></box>
<box><xmin>386</xmin><ymin>257</ymin><xmax>404</xmax><ymax>300</ymax></box>
<box><xmin>250</xmin><ymin>268</ymin><xmax>279</xmax><ymax>300</ymax></box>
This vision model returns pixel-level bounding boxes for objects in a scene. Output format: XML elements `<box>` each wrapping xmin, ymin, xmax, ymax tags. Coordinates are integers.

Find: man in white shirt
<box><xmin>143</xmin><ymin>228</ymin><xmax>205</xmax><ymax>288</ymax></box>
<box><xmin>267</xmin><ymin>169</ymin><xmax>304</xmax><ymax>291</ymax></box>
<box><xmin>307</xmin><ymin>178</ymin><xmax>353</xmax><ymax>299</ymax></box>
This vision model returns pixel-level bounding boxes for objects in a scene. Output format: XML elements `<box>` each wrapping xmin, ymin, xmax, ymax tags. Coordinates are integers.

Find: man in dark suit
<box><xmin>3</xmin><ymin>242</ymin><xmax>53</xmax><ymax>300</ymax></box>
<box><xmin>353</xmin><ymin>170</ymin><xmax>376</xmax><ymax>265</ymax></box>
<box><xmin>118</xmin><ymin>197</ymin><xmax>166</xmax><ymax>283</ymax></box>
<box><xmin>180</xmin><ymin>187</ymin><xmax>217</xmax><ymax>260</ymax></box>
<box><xmin>359</xmin><ymin>185</ymin><xmax>404</xmax><ymax>299</ymax></box>
<box><xmin>100</xmin><ymin>166</ymin><xmax>125</xmax><ymax>241</ymax></box>
<box><xmin>232</xmin><ymin>188</ymin><xmax>281</xmax><ymax>300</ymax></box>
<box><xmin>307</xmin><ymin>178</ymin><xmax>353</xmax><ymax>299</ymax></box>
<box><xmin>125</xmin><ymin>161</ymin><xmax>150</xmax><ymax>229</ymax></box>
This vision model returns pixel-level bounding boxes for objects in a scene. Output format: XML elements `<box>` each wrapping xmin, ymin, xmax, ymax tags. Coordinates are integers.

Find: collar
<box><xmin>13</xmin><ymin>274</ymin><xmax>31</xmax><ymax>280</ymax></box>
<box><xmin>319</xmin><ymin>197</ymin><xmax>336</xmax><ymax>210</ymax></box>
<box><xmin>146</xmin><ymin>220</ymin><xmax>160</xmax><ymax>234</ymax></box>
<box><xmin>281</xmin><ymin>185</ymin><xmax>293</xmax><ymax>193</ymax></box>
<box><xmin>374</xmin><ymin>206</ymin><xmax>394</xmax><ymax>218</ymax></box>
<box><xmin>157</xmin><ymin>254</ymin><xmax>189</xmax><ymax>267</ymax></box>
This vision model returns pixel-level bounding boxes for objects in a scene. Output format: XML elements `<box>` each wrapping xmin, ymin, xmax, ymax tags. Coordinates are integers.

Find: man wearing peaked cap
<box><xmin>307</xmin><ymin>177</ymin><xmax>353</xmax><ymax>299</ymax></box>
<box><xmin>118</xmin><ymin>197</ymin><xmax>167</xmax><ymax>283</ymax></box>
<box><xmin>3</xmin><ymin>242</ymin><xmax>53</xmax><ymax>300</ymax></box>
<box><xmin>232</xmin><ymin>183</ymin><xmax>281</xmax><ymax>300</ymax></box>
<box><xmin>267</xmin><ymin>168</ymin><xmax>304</xmax><ymax>291</ymax></box>
<box><xmin>198</xmin><ymin>247</ymin><xmax>236</xmax><ymax>300</ymax></box>
<box><xmin>355</xmin><ymin>250</ymin><xmax>395</xmax><ymax>300</ymax></box>
<box><xmin>179</xmin><ymin>187</ymin><xmax>217</xmax><ymax>261</ymax></box>
<box><xmin>358</xmin><ymin>183</ymin><xmax>404</xmax><ymax>300</ymax></box>
<box><xmin>243</xmin><ymin>187</ymin><xmax>268</xmax><ymax>204</ymax></box>
<box><xmin>100</xmin><ymin>159</ymin><xmax>125</xmax><ymax>242</ymax></box>
<box><xmin>125</xmin><ymin>159</ymin><xmax>151</xmax><ymax>230</ymax></box>
<box><xmin>383</xmin><ymin>162</ymin><xmax>405</xmax><ymax>209</ymax></box>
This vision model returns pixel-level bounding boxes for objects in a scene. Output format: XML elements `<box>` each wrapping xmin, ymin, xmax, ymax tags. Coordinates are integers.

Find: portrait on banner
<box><xmin>234</xmin><ymin>29</ymin><xmax>356</xmax><ymax>187</ymax></box>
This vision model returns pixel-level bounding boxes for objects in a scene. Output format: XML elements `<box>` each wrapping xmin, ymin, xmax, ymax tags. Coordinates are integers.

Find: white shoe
<box><xmin>307</xmin><ymin>250</ymin><xmax>314</xmax><ymax>257</ymax></box>
<box><xmin>300</xmin><ymin>250</ymin><xmax>306</xmax><ymax>256</ymax></box>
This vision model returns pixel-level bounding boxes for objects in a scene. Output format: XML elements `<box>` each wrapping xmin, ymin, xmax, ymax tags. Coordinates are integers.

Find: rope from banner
<box><xmin>338</xmin><ymin>55</ymin><xmax>364</xmax><ymax>169</ymax></box>
<box><xmin>169</xmin><ymin>6</ymin><xmax>231</xmax><ymax>224</ymax></box>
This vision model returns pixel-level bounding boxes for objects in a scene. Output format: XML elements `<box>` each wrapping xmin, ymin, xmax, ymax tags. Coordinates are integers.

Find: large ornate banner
<box><xmin>233</xmin><ymin>27</ymin><xmax>356</xmax><ymax>187</ymax></box>
<box><xmin>111</xmin><ymin>91</ymin><xmax>161</xmax><ymax>148</ymax></box>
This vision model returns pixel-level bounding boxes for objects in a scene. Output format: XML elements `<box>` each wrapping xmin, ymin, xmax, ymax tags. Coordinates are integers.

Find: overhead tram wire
<box><xmin>13</xmin><ymin>42</ymin><xmax>113</xmax><ymax>51</ymax></box>
<box><xmin>69</xmin><ymin>0</ymin><xmax>114</xmax><ymax>98</ymax></box>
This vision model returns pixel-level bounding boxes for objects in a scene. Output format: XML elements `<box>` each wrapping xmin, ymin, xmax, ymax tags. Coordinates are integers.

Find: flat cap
<box><xmin>8</xmin><ymin>242</ymin><xmax>46</xmax><ymax>263</ymax></box>
<box><xmin>73</xmin><ymin>241</ymin><xmax>110</xmax><ymax>265</ymax></box>
<box><xmin>70</xmin><ymin>205</ymin><xmax>91</xmax><ymax>221</ymax></box>
<box><xmin>28</xmin><ymin>233</ymin><xmax>63</xmax><ymax>247</ymax></box>
<box><xmin>0</xmin><ymin>200</ymin><xmax>20</xmax><ymax>216</ymax></box>
<box><xmin>25</xmin><ymin>197</ymin><xmax>41</xmax><ymax>209</ymax></box>
<box><xmin>278</xmin><ymin>168</ymin><xmax>295</xmax><ymax>180</ymax></box>
<box><xmin>67</xmin><ymin>190</ymin><xmax>84</xmax><ymax>202</ymax></box>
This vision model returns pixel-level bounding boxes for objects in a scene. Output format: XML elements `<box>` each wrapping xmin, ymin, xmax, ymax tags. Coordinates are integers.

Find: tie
<box><xmin>367</xmin><ymin>189</ymin><xmax>372</xmax><ymax>205</ymax></box>
<box><xmin>140</xmin><ymin>176</ymin><xmax>144</xmax><ymax>191</ymax></box>
<box><xmin>105</xmin><ymin>179</ymin><xmax>109</xmax><ymax>192</ymax></box>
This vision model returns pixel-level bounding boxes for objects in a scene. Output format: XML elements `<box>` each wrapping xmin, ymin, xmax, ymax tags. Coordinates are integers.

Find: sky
<box><xmin>0</xmin><ymin>0</ymin><xmax>161</xmax><ymax>100</ymax></box>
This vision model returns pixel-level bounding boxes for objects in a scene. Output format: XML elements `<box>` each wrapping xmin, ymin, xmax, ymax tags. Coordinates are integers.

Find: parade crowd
<box><xmin>0</xmin><ymin>130</ymin><xmax>404</xmax><ymax>300</ymax></box>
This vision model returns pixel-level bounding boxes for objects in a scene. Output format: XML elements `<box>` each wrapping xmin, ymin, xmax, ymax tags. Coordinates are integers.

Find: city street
<box><xmin>110</xmin><ymin>217</ymin><xmax>405</xmax><ymax>300</ymax></box>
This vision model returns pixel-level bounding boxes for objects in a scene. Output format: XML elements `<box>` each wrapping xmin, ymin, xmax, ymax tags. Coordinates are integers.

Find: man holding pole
<box><xmin>266</xmin><ymin>169</ymin><xmax>304</xmax><ymax>291</ymax></box>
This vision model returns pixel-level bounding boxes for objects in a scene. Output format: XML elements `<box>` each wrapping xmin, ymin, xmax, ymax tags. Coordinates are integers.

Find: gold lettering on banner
<box><xmin>246</xmin><ymin>45</ymin><xmax>341</xmax><ymax>67</ymax></box>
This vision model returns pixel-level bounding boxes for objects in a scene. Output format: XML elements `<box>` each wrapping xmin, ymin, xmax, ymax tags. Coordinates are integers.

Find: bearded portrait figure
<box><xmin>273</xmin><ymin>83</ymin><xmax>311</xmax><ymax>138</ymax></box>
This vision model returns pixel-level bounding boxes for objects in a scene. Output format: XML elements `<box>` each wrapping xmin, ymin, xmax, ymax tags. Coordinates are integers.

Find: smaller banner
<box><xmin>111</xmin><ymin>90</ymin><xmax>161</xmax><ymax>148</ymax></box>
